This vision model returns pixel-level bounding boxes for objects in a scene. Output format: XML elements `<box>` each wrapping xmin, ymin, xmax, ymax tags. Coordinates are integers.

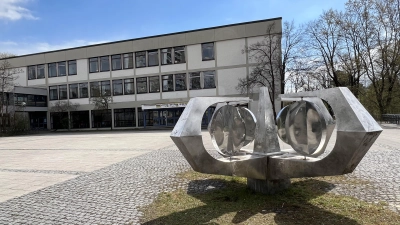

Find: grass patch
<box><xmin>140</xmin><ymin>171</ymin><xmax>400</xmax><ymax>225</ymax></box>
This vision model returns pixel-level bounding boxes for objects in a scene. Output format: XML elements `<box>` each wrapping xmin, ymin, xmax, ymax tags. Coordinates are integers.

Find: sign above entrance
<box><xmin>141</xmin><ymin>102</ymin><xmax>188</xmax><ymax>110</ymax></box>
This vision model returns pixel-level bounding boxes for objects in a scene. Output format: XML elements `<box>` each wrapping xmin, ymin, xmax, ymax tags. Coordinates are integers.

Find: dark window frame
<box><xmin>58</xmin><ymin>84</ymin><xmax>68</xmax><ymax>100</ymax></box>
<box><xmin>161</xmin><ymin>48</ymin><xmax>172</xmax><ymax>65</ymax></box>
<box><xmin>147</xmin><ymin>50</ymin><xmax>159</xmax><ymax>67</ymax></box>
<box><xmin>124</xmin><ymin>78</ymin><xmax>135</xmax><ymax>95</ymax></box>
<box><xmin>149</xmin><ymin>76</ymin><xmax>160</xmax><ymax>93</ymax></box>
<box><xmin>49</xmin><ymin>86</ymin><xmax>58</xmax><ymax>100</ymax></box>
<box><xmin>48</xmin><ymin>63</ymin><xmax>57</xmax><ymax>78</ymax></box>
<box><xmin>174</xmin><ymin>73</ymin><xmax>187</xmax><ymax>91</ymax></box>
<box><xmin>174</xmin><ymin>46</ymin><xmax>186</xmax><ymax>64</ymax></box>
<box><xmin>201</xmin><ymin>42</ymin><xmax>215</xmax><ymax>61</ymax></box>
<box><xmin>37</xmin><ymin>64</ymin><xmax>45</xmax><ymax>79</ymax></box>
<box><xmin>111</xmin><ymin>54</ymin><xmax>122</xmax><ymax>71</ymax></box>
<box><xmin>135</xmin><ymin>51</ymin><xmax>146</xmax><ymax>68</ymax></box>
<box><xmin>100</xmin><ymin>56</ymin><xmax>110</xmax><ymax>72</ymax></box>
<box><xmin>136</xmin><ymin>77</ymin><xmax>148</xmax><ymax>94</ymax></box>
<box><xmin>162</xmin><ymin>74</ymin><xmax>174</xmax><ymax>92</ymax></box>
<box><xmin>68</xmin><ymin>60</ymin><xmax>77</xmax><ymax>75</ymax></box>
<box><xmin>89</xmin><ymin>57</ymin><xmax>99</xmax><ymax>73</ymax></box>
<box><xmin>123</xmin><ymin>53</ymin><xmax>134</xmax><ymax>69</ymax></box>
<box><xmin>189</xmin><ymin>72</ymin><xmax>201</xmax><ymax>90</ymax></box>
<box><xmin>28</xmin><ymin>65</ymin><xmax>36</xmax><ymax>80</ymax></box>
<box><xmin>203</xmin><ymin>70</ymin><xmax>216</xmax><ymax>89</ymax></box>
<box><xmin>69</xmin><ymin>83</ymin><xmax>79</xmax><ymax>99</ymax></box>
<box><xmin>79</xmin><ymin>83</ymin><xmax>89</xmax><ymax>98</ymax></box>
<box><xmin>57</xmin><ymin>61</ymin><xmax>67</xmax><ymax>77</ymax></box>
<box><xmin>114</xmin><ymin>108</ymin><xmax>136</xmax><ymax>127</ymax></box>
<box><xmin>112</xmin><ymin>79</ymin><xmax>123</xmax><ymax>96</ymax></box>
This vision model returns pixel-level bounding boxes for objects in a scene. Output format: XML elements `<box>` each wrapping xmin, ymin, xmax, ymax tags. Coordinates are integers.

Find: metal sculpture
<box><xmin>170</xmin><ymin>87</ymin><xmax>382</xmax><ymax>188</ymax></box>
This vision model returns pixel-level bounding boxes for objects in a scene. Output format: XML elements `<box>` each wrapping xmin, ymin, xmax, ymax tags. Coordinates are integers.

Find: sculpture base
<box><xmin>247</xmin><ymin>178</ymin><xmax>291</xmax><ymax>194</ymax></box>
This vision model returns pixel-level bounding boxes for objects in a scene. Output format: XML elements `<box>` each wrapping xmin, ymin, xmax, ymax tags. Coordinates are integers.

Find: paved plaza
<box><xmin>0</xmin><ymin>126</ymin><xmax>399</xmax><ymax>224</ymax></box>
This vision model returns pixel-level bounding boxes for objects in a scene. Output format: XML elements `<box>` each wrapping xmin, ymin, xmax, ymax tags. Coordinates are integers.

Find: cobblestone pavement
<box><xmin>0</xmin><ymin>128</ymin><xmax>399</xmax><ymax>224</ymax></box>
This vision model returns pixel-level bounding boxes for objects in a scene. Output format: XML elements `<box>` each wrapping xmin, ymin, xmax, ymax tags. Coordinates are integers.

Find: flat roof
<box><xmin>3</xmin><ymin>17</ymin><xmax>281</xmax><ymax>60</ymax></box>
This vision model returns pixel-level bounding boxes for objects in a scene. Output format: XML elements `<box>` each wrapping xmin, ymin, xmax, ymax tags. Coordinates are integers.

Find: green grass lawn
<box><xmin>140</xmin><ymin>171</ymin><xmax>400</xmax><ymax>225</ymax></box>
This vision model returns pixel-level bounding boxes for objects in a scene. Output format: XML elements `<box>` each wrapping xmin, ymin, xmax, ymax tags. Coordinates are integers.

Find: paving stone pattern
<box><xmin>0</xmin><ymin>135</ymin><xmax>399</xmax><ymax>224</ymax></box>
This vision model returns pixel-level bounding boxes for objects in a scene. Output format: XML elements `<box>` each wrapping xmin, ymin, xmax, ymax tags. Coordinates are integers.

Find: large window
<box><xmin>90</xmin><ymin>82</ymin><xmax>100</xmax><ymax>97</ymax></box>
<box><xmin>89</xmin><ymin>58</ymin><xmax>99</xmax><ymax>73</ymax></box>
<box><xmin>48</xmin><ymin>63</ymin><xmax>57</xmax><ymax>77</ymax></box>
<box><xmin>162</xmin><ymin>75</ymin><xmax>173</xmax><ymax>92</ymax></box>
<box><xmin>175</xmin><ymin>73</ymin><xmax>186</xmax><ymax>91</ymax></box>
<box><xmin>114</xmin><ymin>108</ymin><xmax>135</xmax><ymax>127</ymax></box>
<box><xmin>136</xmin><ymin>52</ymin><xmax>146</xmax><ymax>68</ymax></box>
<box><xmin>58</xmin><ymin>62</ymin><xmax>66</xmax><ymax>76</ymax></box>
<box><xmin>90</xmin><ymin>81</ymin><xmax>111</xmax><ymax>97</ymax></box>
<box><xmin>69</xmin><ymin>84</ymin><xmax>79</xmax><ymax>99</ymax></box>
<box><xmin>189</xmin><ymin>72</ymin><xmax>201</xmax><ymax>90</ymax></box>
<box><xmin>203</xmin><ymin>70</ymin><xmax>216</xmax><ymax>89</ymax></box>
<box><xmin>101</xmin><ymin>80</ymin><xmax>111</xmax><ymax>96</ymax></box>
<box><xmin>113</xmin><ymin>79</ymin><xmax>123</xmax><ymax>96</ymax></box>
<box><xmin>49</xmin><ymin>86</ymin><xmax>58</xmax><ymax>100</ymax></box>
<box><xmin>189</xmin><ymin>71</ymin><xmax>216</xmax><ymax>89</ymax></box>
<box><xmin>148</xmin><ymin>50</ymin><xmax>159</xmax><ymax>66</ymax></box>
<box><xmin>201</xmin><ymin>43</ymin><xmax>214</xmax><ymax>60</ymax></box>
<box><xmin>71</xmin><ymin>111</ymin><xmax>90</xmax><ymax>129</ymax></box>
<box><xmin>136</xmin><ymin>77</ymin><xmax>148</xmax><ymax>94</ymax></box>
<box><xmin>91</xmin><ymin>110</ymin><xmax>111</xmax><ymax>128</ymax></box>
<box><xmin>79</xmin><ymin>83</ymin><xmax>88</xmax><ymax>98</ymax></box>
<box><xmin>28</xmin><ymin>66</ymin><xmax>36</xmax><ymax>80</ymax></box>
<box><xmin>124</xmin><ymin>78</ymin><xmax>135</xmax><ymax>95</ymax></box>
<box><xmin>100</xmin><ymin>56</ymin><xmax>110</xmax><ymax>72</ymax></box>
<box><xmin>59</xmin><ymin>85</ymin><xmax>68</xmax><ymax>100</ymax></box>
<box><xmin>37</xmin><ymin>64</ymin><xmax>45</xmax><ymax>79</ymax></box>
<box><xmin>68</xmin><ymin>60</ymin><xmax>77</xmax><ymax>75</ymax></box>
<box><xmin>174</xmin><ymin>46</ymin><xmax>186</xmax><ymax>63</ymax></box>
<box><xmin>112</xmin><ymin>55</ymin><xmax>122</xmax><ymax>71</ymax></box>
<box><xmin>123</xmin><ymin>53</ymin><xmax>134</xmax><ymax>69</ymax></box>
<box><xmin>161</xmin><ymin>48</ymin><xmax>172</xmax><ymax>65</ymax></box>
<box><xmin>149</xmin><ymin>76</ymin><xmax>160</xmax><ymax>93</ymax></box>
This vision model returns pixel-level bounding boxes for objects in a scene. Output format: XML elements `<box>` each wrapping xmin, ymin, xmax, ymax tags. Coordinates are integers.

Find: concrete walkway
<box><xmin>0</xmin><ymin>128</ymin><xmax>398</xmax><ymax>224</ymax></box>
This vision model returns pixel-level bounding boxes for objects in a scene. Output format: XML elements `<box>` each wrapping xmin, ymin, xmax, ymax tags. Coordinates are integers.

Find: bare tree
<box><xmin>90</xmin><ymin>87</ymin><xmax>113</xmax><ymax>129</ymax></box>
<box><xmin>49</xmin><ymin>100</ymin><xmax>79</xmax><ymax>130</ymax></box>
<box><xmin>237</xmin><ymin>21</ymin><xmax>303</xmax><ymax>118</ymax></box>
<box><xmin>0</xmin><ymin>53</ymin><xmax>20</xmax><ymax>133</ymax></box>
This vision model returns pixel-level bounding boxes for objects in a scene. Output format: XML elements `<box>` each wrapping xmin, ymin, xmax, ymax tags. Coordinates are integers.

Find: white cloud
<box><xmin>0</xmin><ymin>0</ymin><xmax>38</xmax><ymax>21</ymax></box>
<box><xmin>0</xmin><ymin>39</ymin><xmax>110</xmax><ymax>55</ymax></box>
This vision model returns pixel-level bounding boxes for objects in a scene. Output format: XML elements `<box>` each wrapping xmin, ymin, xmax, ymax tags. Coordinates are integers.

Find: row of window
<box><xmin>49</xmin><ymin>71</ymin><xmax>216</xmax><ymax>100</ymax></box>
<box><xmin>88</xmin><ymin>46</ymin><xmax>186</xmax><ymax>73</ymax></box>
<box><xmin>28</xmin><ymin>61</ymin><xmax>77</xmax><ymax>80</ymax></box>
<box><xmin>28</xmin><ymin>42</ymin><xmax>215</xmax><ymax>80</ymax></box>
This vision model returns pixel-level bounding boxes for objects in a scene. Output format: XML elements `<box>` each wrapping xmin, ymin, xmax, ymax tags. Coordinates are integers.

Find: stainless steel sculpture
<box><xmin>170</xmin><ymin>87</ymin><xmax>382</xmax><ymax>187</ymax></box>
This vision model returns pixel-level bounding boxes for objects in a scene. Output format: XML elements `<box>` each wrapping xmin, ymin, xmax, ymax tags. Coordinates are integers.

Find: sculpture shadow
<box><xmin>143</xmin><ymin>178</ymin><xmax>360</xmax><ymax>225</ymax></box>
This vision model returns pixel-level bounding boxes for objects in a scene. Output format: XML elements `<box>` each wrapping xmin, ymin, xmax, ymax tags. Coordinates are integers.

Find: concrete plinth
<box><xmin>247</xmin><ymin>178</ymin><xmax>291</xmax><ymax>194</ymax></box>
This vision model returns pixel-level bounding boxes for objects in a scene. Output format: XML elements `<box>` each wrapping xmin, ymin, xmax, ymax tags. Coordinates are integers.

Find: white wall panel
<box><xmin>216</xmin><ymin>39</ymin><xmax>246</xmax><ymax>67</ymax></box>
<box><xmin>217</xmin><ymin>67</ymin><xmax>246</xmax><ymax>96</ymax></box>
<box><xmin>69</xmin><ymin>98</ymin><xmax>90</xmax><ymax>105</ymax></box>
<box><xmin>187</xmin><ymin>44</ymin><xmax>215</xmax><ymax>70</ymax></box>
<box><xmin>113</xmin><ymin>95</ymin><xmax>136</xmax><ymax>103</ymax></box>
<box><xmin>247</xmin><ymin>36</ymin><xmax>265</xmax><ymax>64</ymax></box>
<box><xmin>162</xmin><ymin>91</ymin><xmax>187</xmax><ymax>100</ymax></box>
<box><xmin>28</xmin><ymin>79</ymin><xmax>46</xmax><ymax>87</ymax></box>
<box><xmin>189</xmin><ymin>89</ymin><xmax>216</xmax><ymax>97</ymax></box>
<box><xmin>136</xmin><ymin>93</ymin><xmax>160</xmax><ymax>101</ymax></box>
<box><xmin>160</xmin><ymin>64</ymin><xmax>186</xmax><ymax>73</ymax></box>
<box><xmin>14</xmin><ymin>67</ymin><xmax>27</xmax><ymax>87</ymax></box>
<box><xmin>111</xmin><ymin>69</ymin><xmax>134</xmax><ymax>78</ymax></box>
<box><xmin>48</xmin><ymin>76</ymin><xmax>67</xmax><ymax>84</ymax></box>
<box><xmin>89</xmin><ymin>71</ymin><xmax>110</xmax><ymax>80</ymax></box>
<box><xmin>136</xmin><ymin>67</ymin><xmax>159</xmax><ymax>75</ymax></box>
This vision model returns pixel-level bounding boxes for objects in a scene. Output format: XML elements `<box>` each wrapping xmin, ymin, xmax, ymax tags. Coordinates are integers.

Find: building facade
<box><xmin>2</xmin><ymin>17</ymin><xmax>282</xmax><ymax>130</ymax></box>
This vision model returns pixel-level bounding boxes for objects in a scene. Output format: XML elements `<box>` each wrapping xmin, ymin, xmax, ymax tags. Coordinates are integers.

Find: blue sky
<box><xmin>0</xmin><ymin>0</ymin><xmax>348</xmax><ymax>56</ymax></box>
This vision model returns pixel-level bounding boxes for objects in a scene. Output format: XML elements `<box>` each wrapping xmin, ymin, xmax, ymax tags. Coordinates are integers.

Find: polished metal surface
<box><xmin>253</xmin><ymin>87</ymin><xmax>280</xmax><ymax>153</ymax></box>
<box><xmin>239</xmin><ymin>107</ymin><xmax>257</xmax><ymax>147</ymax></box>
<box><xmin>209</xmin><ymin>105</ymin><xmax>247</xmax><ymax>156</ymax></box>
<box><xmin>171</xmin><ymin>87</ymin><xmax>382</xmax><ymax>181</ymax></box>
<box><xmin>276</xmin><ymin>105</ymin><xmax>289</xmax><ymax>144</ymax></box>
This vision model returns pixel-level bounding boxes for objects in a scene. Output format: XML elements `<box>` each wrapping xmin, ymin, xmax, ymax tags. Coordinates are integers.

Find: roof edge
<box><xmin>3</xmin><ymin>17</ymin><xmax>282</xmax><ymax>60</ymax></box>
